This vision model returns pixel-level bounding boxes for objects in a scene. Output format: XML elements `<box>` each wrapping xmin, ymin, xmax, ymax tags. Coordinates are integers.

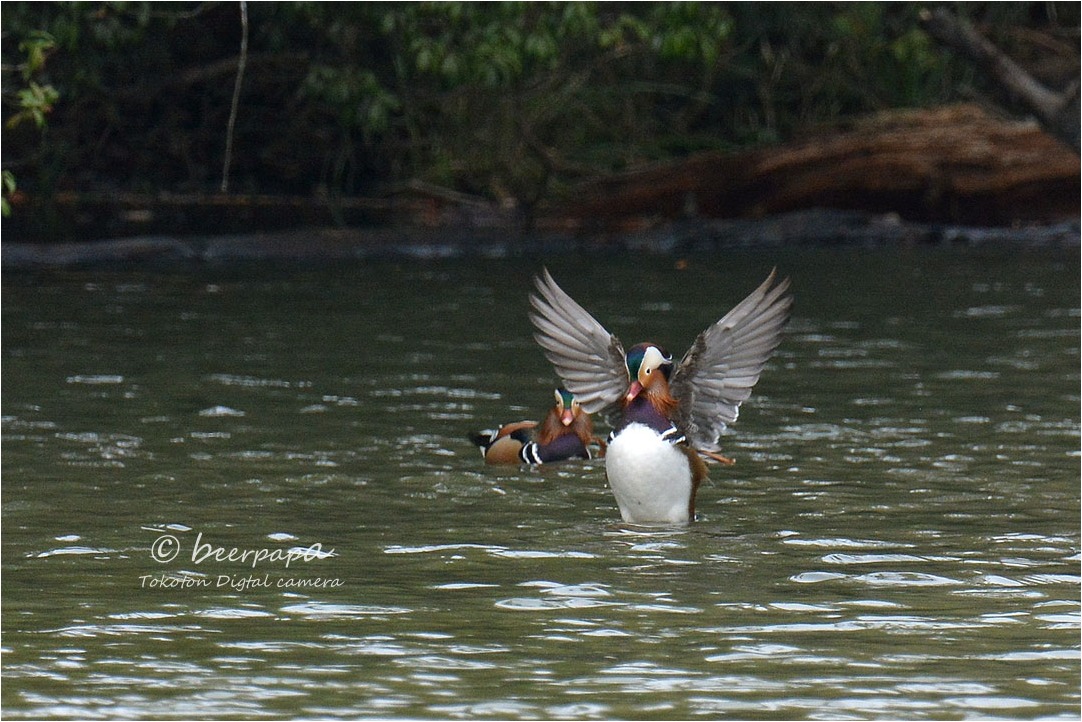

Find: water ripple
<box><xmin>3</xmin><ymin>255</ymin><xmax>1078</xmax><ymax>721</ymax></box>
<box><xmin>279</xmin><ymin>603</ymin><xmax>412</xmax><ymax>619</ymax></box>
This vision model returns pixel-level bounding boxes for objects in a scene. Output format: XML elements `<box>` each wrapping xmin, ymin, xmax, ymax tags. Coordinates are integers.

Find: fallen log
<box><xmin>548</xmin><ymin>105</ymin><xmax>1079</xmax><ymax>232</ymax></box>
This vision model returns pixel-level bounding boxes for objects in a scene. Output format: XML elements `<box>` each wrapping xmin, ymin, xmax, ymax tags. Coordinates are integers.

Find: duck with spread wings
<box><xmin>528</xmin><ymin>268</ymin><xmax>792</xmax><ymax>524</ymax></box>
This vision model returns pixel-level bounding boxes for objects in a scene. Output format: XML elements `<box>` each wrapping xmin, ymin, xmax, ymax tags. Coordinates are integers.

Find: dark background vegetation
<box><xmin>2</xmin><ymin>1</ymin><xmax>1079</xmax><ymax>239</ymax></box>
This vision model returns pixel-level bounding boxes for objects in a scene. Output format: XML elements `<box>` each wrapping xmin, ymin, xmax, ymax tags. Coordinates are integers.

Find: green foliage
<box><xmin>6</xmin><ymin>29</ymin><xmax>60</xmax><ymax>129</ymax></box>
<box><xmin>2</xmin><ymin>170</ymin><xmax>16</xmax><ymax>218</ymax></box>
<box><xmin>9</xmin><ymin>79</ymin><xmax>60</xmax><ymax>130</ymax></box>
<box><xmin>0</xmin><ymin>1</ymin><xmax>1074</xmax><ymax>218</ymax></box>
<box><xmin>18</xmin><ymin>30</ymin><xmax>55</xmax><ymax>76</ymax></box>
<box><xmin>2</xmin><ymin>25</ymin><xmax>60</xmax><ymax>217</ymax></box>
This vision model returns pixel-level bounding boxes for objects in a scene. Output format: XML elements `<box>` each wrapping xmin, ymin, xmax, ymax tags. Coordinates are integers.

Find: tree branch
<box><xmin>221</xmin><ymin>0</ymin><xmax>248</xmax><ymax>193</ymax></box>
<box><xmin>919</xmin><ymin>6</ymin><xmax>1079</xmax><ymax>152</ymax></box>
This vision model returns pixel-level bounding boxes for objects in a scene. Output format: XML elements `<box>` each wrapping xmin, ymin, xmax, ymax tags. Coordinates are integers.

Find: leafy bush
<box><xmin>1</xmin><ymin>1</ymin><xmax>1073</xmax><ymax>217</ymax></box>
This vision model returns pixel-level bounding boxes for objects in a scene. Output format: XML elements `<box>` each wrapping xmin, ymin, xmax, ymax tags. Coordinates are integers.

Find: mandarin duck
<box><xmin>470</xmin><ymin>388</ymin><xmax>601</xmax><ymax>465</ymax></box>
<box><xmin>529</xmin><ymin>268</ymin><xmax>792</xmax><ymax>523</ymax></box>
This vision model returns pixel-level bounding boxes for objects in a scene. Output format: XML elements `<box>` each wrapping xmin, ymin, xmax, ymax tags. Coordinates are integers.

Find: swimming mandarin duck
<box><xmin>529</xmin><ymin>268</ymin><xmax>792</xmax><ymax>523</ymax></box>
<box><xmin>470</xmin><ymin>388</ymin><xmax>601</xmax><ymax>465</ymax></box>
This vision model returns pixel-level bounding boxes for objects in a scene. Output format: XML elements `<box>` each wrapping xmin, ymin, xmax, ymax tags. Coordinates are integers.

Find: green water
<box><xmin>2</xmin><ymin>248</ymin><xmax>1079</xmax><ymax>720</ymax></box>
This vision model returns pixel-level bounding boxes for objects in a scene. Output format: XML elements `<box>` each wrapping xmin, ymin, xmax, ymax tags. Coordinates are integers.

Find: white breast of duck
<box><xmin>606</xmin><ymin>424</ymin><xmax>694</xmax><ymax>524</ymax></box>
<box><xmin>604</xmin><ymin>396</ymin><xmax>695</xmax><ymax>524</ymax></box>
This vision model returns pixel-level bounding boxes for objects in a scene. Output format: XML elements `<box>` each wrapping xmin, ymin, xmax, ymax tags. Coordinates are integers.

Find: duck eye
<box><xmin>645</xmin><ymin>368</ymin><xmax>652</xmax><ymax>374</ymax></box>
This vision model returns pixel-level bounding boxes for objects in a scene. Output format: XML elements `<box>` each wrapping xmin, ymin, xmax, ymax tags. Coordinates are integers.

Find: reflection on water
<box><xmin>3</xmin><ymin>248</ymin><xmax>1079</xmax><ymax>719</ymax></box>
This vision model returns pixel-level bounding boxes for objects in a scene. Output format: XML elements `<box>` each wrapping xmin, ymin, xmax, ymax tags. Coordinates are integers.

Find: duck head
<box><xmin>538</xmin><ymin>388</ymin><xmax>593</xmax><ymax>446</ymax></box>
<box><xmin>624</xmin><ymin>343</ymin><xmax>674</xmax><ymax>404</ymax></box>
<box><xmin>555</xmin><ymin>387</ymin><xmax>580</xmax><ymax>426</ymax></box>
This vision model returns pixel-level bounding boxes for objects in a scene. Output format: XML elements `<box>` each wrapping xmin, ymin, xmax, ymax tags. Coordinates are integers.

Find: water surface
<box><xmin>3</xmin><ymin>248</ymin><xmax>1079</xmax><ymax>719</ymax></box>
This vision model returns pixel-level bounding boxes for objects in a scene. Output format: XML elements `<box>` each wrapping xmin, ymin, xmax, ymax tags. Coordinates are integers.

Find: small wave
<box><xmin>280</xmin><ymin>602</ymin><xmax>411</xmax><ymax>619</ymax></box>
<box><xmin>198</xmin><ymin>406</ymin><xmax>245</xmax><ymax>417</ymax></box>
<box><xmin>66</xmin><ymin>374</ymin><xmax>124</xmax><ymax>385</ymax></box>
<box><xmin>32</xmin><ymin>546</ymin><xmax>116</xmax><ymax>559</ymax></box>
<box><xmin>207</xmin><ymin>374</ymin><xmax>312</xmax><ymax>389</ymax></box>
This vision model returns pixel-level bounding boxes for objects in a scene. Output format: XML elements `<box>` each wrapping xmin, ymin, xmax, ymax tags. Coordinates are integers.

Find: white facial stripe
<box><xmin>642</xmin><ymin>346</ymin><xmax>671</xmax><ymax>374</ymax></box>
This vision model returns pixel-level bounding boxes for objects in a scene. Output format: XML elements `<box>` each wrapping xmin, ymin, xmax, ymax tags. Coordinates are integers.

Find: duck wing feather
<box><xmin>669</xmin><ymin>269</ymin><xmax>792</xmax><ymax>451</ymax></box>
<box><xmin>528</xmin><ymin>268</ymin><xmax>628</xmax><ymax>415</ymax></box>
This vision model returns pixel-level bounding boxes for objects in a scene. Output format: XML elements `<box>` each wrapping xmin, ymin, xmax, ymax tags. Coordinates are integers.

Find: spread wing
<box><xmin>670</xmin><ymin>269</ymin><xmax>792</xmax><ymax>451</ymax></box>
<box><xmin>528</xmin><ymin>268</ymin><xmax>628</xmax><ymax>415</ymax></box>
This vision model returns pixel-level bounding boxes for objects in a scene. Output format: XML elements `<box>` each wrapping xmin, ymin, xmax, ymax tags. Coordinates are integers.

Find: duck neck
<box><xmin>537</xmin><ymin>411</ymin><xmax>593</xmax><ymax>446</ymax></box>
<box><xmin>629</xmin><ymin>380</ymin><xmax>679</xmax><ymax>418</ymax></box>
<box><xmin>619</xmin><ymin>395</ymin><xmax>677</xmax><ymax>435</ymax></box>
